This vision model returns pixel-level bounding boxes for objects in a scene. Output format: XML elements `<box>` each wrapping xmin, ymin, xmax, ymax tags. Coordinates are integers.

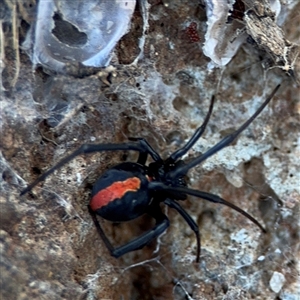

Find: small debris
<box><xmin>244</xmin><ymin>0</ymin><xmax>299</xmax><ymax>79</ymax></box>
<box><xmin>269</xmin><ymin>271</ymin><xmax>286</xmax><ymax>293</ymax></box>
<box><xmin>185</xmin><ymin>22</ymin><xmax>201</xmax><ymax>43</ymax></box>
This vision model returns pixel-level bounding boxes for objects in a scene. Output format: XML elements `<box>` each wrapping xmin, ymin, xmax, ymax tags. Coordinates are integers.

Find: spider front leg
<box><xmin>168</xmin><ymin>84</ymin><xmax>280</xmax><ymax>179</ymax></box>
<box><xmin>166</xmin><ymin>95</ymin><xmax>215</xmax><ymax>163</ymax></box>
<box><xmin>89</xmin><ymin>203</ymin><xmax>170</xmax><ymax>258</ymax></box>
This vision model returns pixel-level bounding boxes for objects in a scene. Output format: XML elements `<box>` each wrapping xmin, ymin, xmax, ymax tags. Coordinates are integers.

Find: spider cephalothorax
<box><xmin>21</xmin><ymin>85</ymin><xmax>280</xmax><ymax>262</ymax></box>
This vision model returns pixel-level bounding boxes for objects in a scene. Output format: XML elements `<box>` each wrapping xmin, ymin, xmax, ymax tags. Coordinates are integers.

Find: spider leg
<box><xmin>164</xmin><ymin>198</ymin><xmax>201</xmax><ymax>262</ymax></box>
<box><xmin>168</xmin><ymin>84</ymin><xmax>280</xmax><ymax>179</ymax></box>
<box><xmin>88</xmin><ymin>205</ymin><xmax>115</xmax><ymax>253</ymax></box>
<box><xmin>137</xmin><ymin>152</ymin><xmax>148</xmax><ymax>165</ymax></box>
<box><xmin>128</xmin><ymin>137</ymin><xmax>162</xmax><ymax>165</ymax></box>
<box><xmin>89</xmin><ymin>203</ymin><xmax>169</xmax><ymax>258</ymax></box>
<box><xmin>149</xmin><ymin>182</ymin><xmax>266</xmax><ymax>233</ymax></box>
<box><xmin>20</xmin><ymin>140</ymin><xmax>162</xmax><ymax>195</ymax></box>
<box><xmin>166</xmin><ymin>95</ymin><xmax>215</xmax><ymax>163</ymax></box>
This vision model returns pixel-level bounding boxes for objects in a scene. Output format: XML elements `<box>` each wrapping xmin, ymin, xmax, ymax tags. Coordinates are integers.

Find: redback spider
<box><xmin>21</xmin><ymin>85</ymin><xmax>280</xmax><ymax>262</ymax></box>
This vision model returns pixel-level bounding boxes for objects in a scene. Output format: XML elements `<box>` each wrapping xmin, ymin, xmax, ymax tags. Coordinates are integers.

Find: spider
<box><xmin>21</xmin><ymin>85</ymin><xmax>280</xmax><ymax>262</ymax></box>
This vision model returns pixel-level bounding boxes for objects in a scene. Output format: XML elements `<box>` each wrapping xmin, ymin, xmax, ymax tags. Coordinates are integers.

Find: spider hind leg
<box><xmin>88</xmin><ymin>203</ymin><xmax>170</xmax><ymax>258</ymax></box>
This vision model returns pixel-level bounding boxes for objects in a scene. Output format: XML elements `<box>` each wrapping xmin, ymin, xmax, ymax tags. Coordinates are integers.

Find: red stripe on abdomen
<box><xmin>90</xmin><ymin>177</ymin><xmax>141</xmax><ymax>211</ymax></box>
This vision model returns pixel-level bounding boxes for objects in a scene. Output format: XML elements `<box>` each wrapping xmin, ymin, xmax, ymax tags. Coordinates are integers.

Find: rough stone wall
<box><xmin>1</xmin><ymin>1</ymin><xmax>299</xmax><ymax>299</ymax></box>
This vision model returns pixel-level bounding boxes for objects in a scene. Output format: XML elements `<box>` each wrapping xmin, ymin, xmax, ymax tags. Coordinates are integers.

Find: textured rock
<box><xmin>1</xmin><ymin>0</ymin><xmax>299</xmax><ymax>299</ymax></box>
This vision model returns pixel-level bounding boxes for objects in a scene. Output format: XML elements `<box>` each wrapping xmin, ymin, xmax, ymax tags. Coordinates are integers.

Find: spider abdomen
<box><xmin>90</xmin><ymin>163</ymin><xmax>150</xmax><ymax>222</ymax></box>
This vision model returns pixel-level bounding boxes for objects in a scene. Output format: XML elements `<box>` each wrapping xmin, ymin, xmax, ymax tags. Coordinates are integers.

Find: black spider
<box><xmin>21</xmin><ymin>85</ymin><xmax>280</xmax><ymax>262</ymax></box>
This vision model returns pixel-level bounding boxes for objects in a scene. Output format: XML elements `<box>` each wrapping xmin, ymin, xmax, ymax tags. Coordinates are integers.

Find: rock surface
<box><xmin>1</xmin><ymin>0</ymin><xmax>299</xmax><ymax>299</ymax></box>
